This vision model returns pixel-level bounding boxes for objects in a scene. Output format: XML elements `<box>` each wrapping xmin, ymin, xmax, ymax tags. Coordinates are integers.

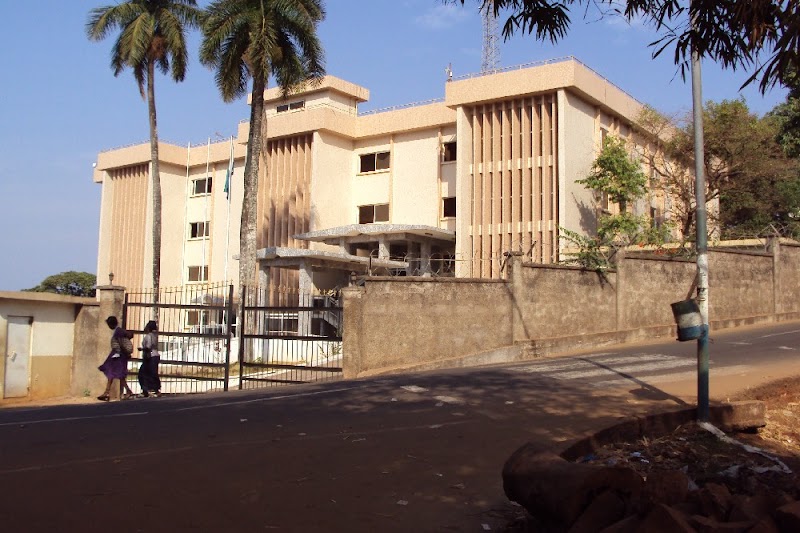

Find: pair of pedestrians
<box><xmin>97</xmin><ymin>317</ymin><xmax>161</xmax><ymax>401</ymax></box>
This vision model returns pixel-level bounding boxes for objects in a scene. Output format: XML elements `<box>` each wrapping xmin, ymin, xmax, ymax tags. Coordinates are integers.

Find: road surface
<box><xmin>1</xmin><ymin>321</ymin><xmax>799</xmax><ymax>532</ymax></box>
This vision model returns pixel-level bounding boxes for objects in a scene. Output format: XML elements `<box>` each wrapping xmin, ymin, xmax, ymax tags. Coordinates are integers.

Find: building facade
<box><xmin>93</xmin><ymin>57</ymin><xmax>673</xmax><ymax>303</ymax></box>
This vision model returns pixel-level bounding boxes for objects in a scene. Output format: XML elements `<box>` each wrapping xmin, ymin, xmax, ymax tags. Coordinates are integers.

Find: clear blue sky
<box><xmin>0</xmin><ymin>1</ymin><xmax>787</xmax><ymax>291</ymax></box>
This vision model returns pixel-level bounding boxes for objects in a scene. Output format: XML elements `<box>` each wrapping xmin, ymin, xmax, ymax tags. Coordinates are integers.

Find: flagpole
<box><xmin>203</xmin><ymin>137</ymin><xmax>211</xmax><ymax>287</ymax></box>
<box><xmin>180</xmin><ymin>142</ymin><xmax>191</xmax><ymax>289</ymax></box>
<box><xmin>224</xmin><ymin>135</ymin><xmax>234</xmax><ymax>284</ymax></box>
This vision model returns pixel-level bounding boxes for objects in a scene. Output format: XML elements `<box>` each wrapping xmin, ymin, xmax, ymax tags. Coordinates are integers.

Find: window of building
<box><xmin>358</xmin><ymin>203</ymin><xmax>390</xmax><ymax>224</ymax></box>
<box><xmin>442</xmin><ymin>197</ymin><xmax>456</xmax><ymax>218</ymax></box>
<box><xmin>277</xmin><ymin>100</ymin><xmax>305</xmax><ymax>113</ymax></box>
<box><xmin>186</xmin><ymin>310</ymin><xmax>209</xmax><ymax>327</ymax></box>
<box><xmin>192</xmin><ymin>177</ymin><xmax>212</xmax><ymax>196</ymax></box>
<box><xmin>189</xmin><ymin>221</ymin><xmax>210</xmax><ymax>239</ymax></box>
<box><xmin>359</xmin><ymin>151</ymin><xmax>390</xmax><ymax>173</ymax></box>
<box><xmin>187</xmin><ymin>265</ymin><xmax>209</xmax><ymax>282</ymax></box>
<box><xmin>442</xmin><ymin>141</ymin><xmax>457</xmax><ymax>162</ymax></box>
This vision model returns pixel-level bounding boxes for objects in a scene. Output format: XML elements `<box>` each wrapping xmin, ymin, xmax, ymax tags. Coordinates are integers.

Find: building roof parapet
<box><xmin>359</xmin><ymin>98</ymin><xmax>446</xmax><ymax>116</ymax></box>
<box><xmin>450</xmin><ymin>55</ymin><xmax>644</xmax><ymax>109</ymax></box>
<box><xmin>259</xmin><ymin>75</ymin><xmax>369</xmax><ymax>104</ymax></box>
<box><xmin>446</xmin><ymin>56</ymin><xmax>645</xmax><ymax>125</ymax></box>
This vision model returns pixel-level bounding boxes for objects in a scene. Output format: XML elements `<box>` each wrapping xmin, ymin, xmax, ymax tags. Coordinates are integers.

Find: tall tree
<box><xmin>200</xmin><ymin>0</ymin><xmax>325</xmax><ymax>289</ymax></box>
<box><xmin>770</xmin><ymin>69</ymin><xmax>800</xmax><ymax>159</ymax></box>
<box><xmin>24</xmin><ymin>272</ymin><xmax>98</xmax><ymax>297</ymax></box>
<box><xmin>455</xmin><ymin>1</ymin><xmax>800</xmax><ymax>92</ymax></box>
<box><xmin>87</xmin><ymin>0</ymin><xmax>202</xmax><ymax>297</ymax></box>
<box><xmin>638</xmin><ymin>100</ymin><xmax>800</xmax><ymax>238</ymax></box>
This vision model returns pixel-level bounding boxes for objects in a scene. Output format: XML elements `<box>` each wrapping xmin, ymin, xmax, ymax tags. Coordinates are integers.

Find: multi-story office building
<box><xmin>93</xmin><ymin>57</ymin><xmax>672</xmax><ymax>301</ymax></box>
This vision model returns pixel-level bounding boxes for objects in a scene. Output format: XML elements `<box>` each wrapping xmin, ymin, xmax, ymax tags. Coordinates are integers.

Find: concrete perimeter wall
<box><xmin>344</xmin><ymin>239</ymin><xmax>800</xmax><ymax>378</ymax></box>
<box><xmin>343</xmin><ymin>278</ymin><xmax>513</xmax><ymax>377</ymax></box>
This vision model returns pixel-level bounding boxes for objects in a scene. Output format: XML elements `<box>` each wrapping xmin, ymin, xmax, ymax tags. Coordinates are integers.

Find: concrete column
<box><xmin>341</xmin><ymin>286</ymin><xmax>365</xmax><ymax>379</ymax></box>
<box><xmin>455</xmin><ymin>106</ymin><xmax>473</xmax><ymax>277</ymax></box>
<box><xmin>378</xmin><ymin>237</ymin><xmax>389</xmax><ymax>259</ymax></box>
<box><xmin>298</xmin><ymin>261</ymin><xmax>313</xmax><ymax>335</ymax></box>
<box><xmin>768</xmin><ymin>236</ymin><xmax>781</xmax><ymax>315</ymax></box>
<box><xmin>420</xmin><ymin>241</ymin><xmax>432</xmax><ymax>277</ymax></box>
<box><xmin>258</xmin><ymin>263</ymin><xmax>270</xmax><ymax>293</ymax></box>
<box><xmin>339</xmin><ymin>238</ymin><xmax>348</xmax><ymax>255</ymax></box>
<box><xmin>405</xmin><ymin>241</ymin><xmax>417</xmax><ymax>275</ymax></box>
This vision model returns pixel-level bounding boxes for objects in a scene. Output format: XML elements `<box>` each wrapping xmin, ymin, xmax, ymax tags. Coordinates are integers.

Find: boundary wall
<box><xmin>0</xmin><ymin>286</ymin><xmax>124</xmax><ymax>404</ymax></box>
<box><xmin>343</xmin><ymin>240</ymin><xmax>800</xmax><ymax>378</ymax></box>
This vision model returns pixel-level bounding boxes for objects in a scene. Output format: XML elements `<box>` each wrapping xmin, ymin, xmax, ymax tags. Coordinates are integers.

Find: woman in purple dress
<box><xmin>97</xmin><ymin>316</ymin><xmax>135</xmax><ymax>401</ymax></box>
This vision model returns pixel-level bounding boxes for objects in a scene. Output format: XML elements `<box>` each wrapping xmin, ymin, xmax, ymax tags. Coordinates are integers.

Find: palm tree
<box><xmin>87</xmin><ymin>0</ymin><xmax>202</xmax><ymax>300</ymax></box>
<box><xmin>200</xmin><ymin>0</ymin><xmax>325</xmax><ymax>290</ymax></box>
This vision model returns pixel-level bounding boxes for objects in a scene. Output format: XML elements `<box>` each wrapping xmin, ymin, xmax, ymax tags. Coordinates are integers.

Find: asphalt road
<box><xmin>2</xmin><ymin>321</ymin><xmax>799</xmax><ymax>532</ymax></box>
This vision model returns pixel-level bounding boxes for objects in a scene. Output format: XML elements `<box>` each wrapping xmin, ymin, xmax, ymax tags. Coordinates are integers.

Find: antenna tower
<box><xmin>481</xmin><ymin>1</ymin><xmax>500</xmax><ymax>73</ymax></box>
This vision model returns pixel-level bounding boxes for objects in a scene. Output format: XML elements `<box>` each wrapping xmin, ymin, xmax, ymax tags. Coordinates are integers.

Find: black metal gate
<box><xmin>238</xmin><ymin>286</ymin><xmax>343</xmax><ymax>388</ymax></box>
<box><xmin>122</xmin><ymin>283</ymin><xmax>235</xmax><ymax>395</ymax></box>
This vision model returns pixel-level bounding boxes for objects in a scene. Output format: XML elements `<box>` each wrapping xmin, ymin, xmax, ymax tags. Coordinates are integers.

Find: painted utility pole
<box><xmin>691</xmin><ymin>3</ymin><xmax>710</xmax><ymax>422</ymax></box>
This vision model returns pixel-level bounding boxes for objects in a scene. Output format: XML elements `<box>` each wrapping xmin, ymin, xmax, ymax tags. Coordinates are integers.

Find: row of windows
<box><xmin>188</xmin><ymin>142</ymin><xmax>456</xmax><ymax>198</ymax></box>
<box><xmin>277</xmin><ymin>100</ymin><xmax>305</xmax><ymax>113</ymax></box>
<box><xmin>357</xmin><ymin>142</ymin><xmax>456</xmax><ymax>174</ymax></box>
<box><xmin>357</xmin><ymin>198</ymin><xmax>456</xmax><ymax>224</ymax></box>
<box><xmin>188</xmin><ymin>265</ymin><xmax>208</xmax><ymax>282</ymax></box>
<box><xmin>189</xmin><ymin>221</ymin><xmax>210</xmax><ymax>239</ymax></box>
<box><xmin>188</xmin><ymin>196</ymin><xmax>456</xmax><ymax>237</ymax></box>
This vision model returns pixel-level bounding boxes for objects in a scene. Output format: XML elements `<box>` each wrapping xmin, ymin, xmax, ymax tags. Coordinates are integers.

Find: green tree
<box><xmin>24</xmin><ymin>272</ymin><xmax>97</xmax><ymax>297</ymax></box>
<box><xmin>200</xmin><ymin>0</ymin><xmax>325</xmax><ymax>288</ymax></box>
<box><xmin>455</xmin><ymin>1</ymin><xmax>800</xmax><ymax>92</ymax></box>
<box><xmin>639</xmin><ymin>100</ymin><xmax>800</xmax><ymax>238</ymax></box>
<box><xmin>563</xmin><ymin>135</ymin><xmax>669</xmax><ymax>269</ymax></box>
<box><xmin>578</xmin><ymin>135</ymin><xmax>647</xmax><ymax>213</ymax></box>
<box><xmin>769</xmin><ymin>69</ymin><xmax>800</xmax><ymax>159</ymax></box>
<box><xmin>87</xmin><ymin>0</ymin><xmax>202</xmax><ymax>297</ymax></box>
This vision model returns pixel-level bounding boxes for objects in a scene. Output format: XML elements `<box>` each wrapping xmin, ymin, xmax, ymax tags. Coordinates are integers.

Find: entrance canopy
<box><xmin>256</xmin><ymin>246</ymin><xmax>407</xmax><ymax>272</ymax></box>
<box><xmin>294</xmin><ymin>224</ymin><xmax>455</xmax><ymax>248</ymax></box>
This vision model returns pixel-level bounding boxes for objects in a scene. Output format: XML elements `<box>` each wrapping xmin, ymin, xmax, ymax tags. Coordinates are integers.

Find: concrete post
<box><xmin>378</xmin><ymin>237</ymin><xmax>390</xmax><ymax>259</ymax></box>
<box><xmin>507</xmin><ymin>253</ymin><xmax>526</xmax><ymax>344</ymax></box>
<box><xmin>768</xmin><ymin>236</ymin><xmax>781</xmax><ymax>315</ymax></box>
<box><xmin>95</xmin><ymin>285</ymin><xmax>126</xmax><ymax>399</ymax></box>
<box><xmin>420</xmin><ymin>241</ymin><xmax>432</xmax><ymax>277</ymax></box>
<box><xmin>614</xmin><ymin>248</ymin><xmax>625</xmax><ymax>332</ymax></box>
<box><xmin>341</xmin><ymin>286</ymin><xmax>365</xmax><ymax>379</ymax></box>
<box><xmin>298</xmin><ymin>261</ymin><xmax>313</xmax><ymax>335</ymax></box>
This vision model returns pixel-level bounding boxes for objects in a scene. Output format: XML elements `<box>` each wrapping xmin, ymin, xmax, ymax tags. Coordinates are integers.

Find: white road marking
<box><xmin>433</xmin><ymin>395</ymin><xmax>464</xmax><ymax>404</ymax></box>
<box><xmin>0</xmin><ymin>411</ymin><xmax>148</xmax><ymax>428</ymax></box>
<box><xmin>173</xmin><ymin>386</ymin><xmax>361</xmax><ymax>412</ymax></box>
<box><xmin>727</xmin><ymin>341</ymin><xmax>752</xmax><ymax>345</ymax></box>
<box><xmin>557</xmin><ymin>359</ymin><xmax>696</xmax><ymax>380</ymax></box>
<box><xmin>758</xmin><ymin>329</ymin><xmax>800</xmax><ymax>339</ymax></box>
<box><xmin>513</xmin><ymin>353</ymin><xmax>679</xmax><ymax>374</ymax></box>
<box><xmin>593</xmin><ymin>365</ymin><xmax>751</xmax><ymax>388</ymax></box>
<box><xmin>778</xmin><ymin>346</ymin><xmax>796</xmax><ymax>350</ymax></box>
<box><xmin>401</xmin><ymin>385</ymin><xmax>428</xmax><ymax>393</ymax></box>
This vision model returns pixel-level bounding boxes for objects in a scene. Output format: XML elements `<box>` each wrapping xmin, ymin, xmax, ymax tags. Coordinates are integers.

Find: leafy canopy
<box><xmin>563</xmin><ymin>135</ymin><xmax>671</xmax><ymax>269</ymax></box>
<box><xmin>199</xmin><ymin>0</ymin><xmax>326</xmax><ymax>102</ymax></box>
<box><xmin>86</xmin><ymin>0</ymin><xmax>202</xmax><ymax>96</ymax></box>
<box><xmin>578</xmin><ymin>135</ymin><xmax>647</xmax><ymax>212</ymax></box>
<box><xmin>24</xmin><ymin>272</ymin><xmax>97</xmax><ymax>297</ymax></box>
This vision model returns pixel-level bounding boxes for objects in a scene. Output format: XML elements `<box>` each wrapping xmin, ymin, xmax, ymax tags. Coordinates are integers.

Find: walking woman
<box><xmin>137</xmin><ymin>320</ymin><xmax>162</xmax><ymax>397</ymax></box>
<box><xmin>97</xmin><ymin>316</ymin><xmax>135</xmax><ymax>401</ymax></box>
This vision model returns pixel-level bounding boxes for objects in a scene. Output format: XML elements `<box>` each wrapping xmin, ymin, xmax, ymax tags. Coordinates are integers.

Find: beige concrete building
<box><xmin>93</xmin><ymin>57</ymin><xmax>674</xmax><ymax>301</ymax></box>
